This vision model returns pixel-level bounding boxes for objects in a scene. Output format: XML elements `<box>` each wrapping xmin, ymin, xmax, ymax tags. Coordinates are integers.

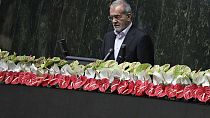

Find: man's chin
<box><xmin>114</xmin><ymin>27</ymin><xmax>122</xmax><ymax>33</ymax></box>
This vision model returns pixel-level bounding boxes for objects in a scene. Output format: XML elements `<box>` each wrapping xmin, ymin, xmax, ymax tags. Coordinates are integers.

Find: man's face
<box><xmin>109</xmin><ymin>5</ymin><xmax>131</xmax><ymax>33</ymax></box>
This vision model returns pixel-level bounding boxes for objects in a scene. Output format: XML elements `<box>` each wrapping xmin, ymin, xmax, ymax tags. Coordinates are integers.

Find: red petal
<box><xmin>4</xmin><ymin>72</ymin><xmax>15</xmax><ymax>84</ymax></box>
<box><xmin>145</xmin><ymin>83</ymin><xmax>156</xmax><ymax>97</ymax></box>
<box><xmin>165</xmin><ymin>84</ymin><xmax>176</xmax><ymax>98</ymax></box>
<box><xmin>117</xmin><ymin>80</ymin><xmax>129</xmax><ymax>94</ymax></box>
<box><xmin>110</xmin><ymin>79</ymin><xmax>120</xmax><ymax>93</ymax></box>
<box><xmin>73</xmin><ymin>76</ymin><xmax>87</xmax><ymax>89</ymax></box>
<box><xmin>195</xmin><ymin>86</ymin><xmax>210</xmax><ymax>102</ymax></box>
<box><xmin>122</xmin><ymin>80</ymin><xmax>135</xmax><ymax>95</ymax></box>
<box><xmin>87</xmin><ymin>78</ymin><xmax>99</xmax><ymax>91</ymax></box>
<box><xmin>133</xmin><ymin>80</ymin><xmax>142</xmax><ymax>95</ymax></box>
<box><xmin>59</xmin><ymin>75</ymin><xmax>70</xmax><ymax>89</ymax></box>
<box><xmin>0</xmin><ymin>71</ymin><xmax>6</xmax><ymax>82</ymax></box>
<box><xmin>83</xmin><ymin>79</ymin><xmax>90</xmax><ymax>91</ymax></box>
<box><xmin>10</xmin><ymin>72</ymin><xmax>19</xmax><ymax>85</ymax></box>
<box><xmin>98</xmin><ymin>78</ymin><xmax>110</xmax><ymax>93</ymax></box>
<box><xmin>135</xmin><ymin>81</ymin><xmax>149</xmax><ymax>96</ymax></box>
<box><xmin>175</xmin><ymin>84</ymin><xmax>184</xmax><ymax>99</ymax></box>
<box><xmin>154</xmin><ymin>84</ymin><xmax>166</xmax><ymax>98</ymax></box>
<box><xmin>183</xmin><ymin>84</ymin><xmax>198</xmax><ymax>100</ymax></box>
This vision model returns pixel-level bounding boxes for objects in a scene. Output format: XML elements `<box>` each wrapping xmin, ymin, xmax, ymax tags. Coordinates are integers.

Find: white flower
<box><xmin>85</xmin><ymin>68</ymin><xmax>95</xmax><ymax>79</ymax></box>
<box><xmin>172</xmin><ymin>75</ymin><xmax>191</xmax><ymax>85</ymax></box>
<box><xmin>0</xmin><ymin>59</ymin><xmax>8</xmax><ymax>71</ymax></box>
<box><xmin>202</xmin><ymin>73</ymin><xmax>210</xmax><ymax>86</ymax></box>
<box><xmin>49</xmin><ymin>64</ymin><xmax>60</xmax><ymax>74</ymax></box>
<box><xmin>61</xmin><ymin>64</ymin><xmax>72</xmax><ymax>75</ymax></box>
<box><xmin>152</xmin><ymin>71</ymin><xmax>164</xmax><ymax>85</ymax></box>
<box><xmin>136</xmin><ymin>70</ymin><xmax>151</xmax><ymax>82</ymax></box>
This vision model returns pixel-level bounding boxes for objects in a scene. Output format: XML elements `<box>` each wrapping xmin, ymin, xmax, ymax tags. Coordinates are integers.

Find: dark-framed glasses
<box><xmin>108</xmin><ymin>15</ymin><xmax>122</xmax><ymax>21</ymax></box>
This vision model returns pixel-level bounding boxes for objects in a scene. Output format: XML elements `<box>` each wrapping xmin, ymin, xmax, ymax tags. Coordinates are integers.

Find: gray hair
<box><xmin>110</xmin><ymin>0</ymin><xmax>132</xmax><ymax>14</ymax></box>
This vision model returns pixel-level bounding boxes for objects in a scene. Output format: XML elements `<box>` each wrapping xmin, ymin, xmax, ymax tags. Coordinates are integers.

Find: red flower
<box><xmin>194</xmin><ymin>86</ymin><xmax>210</xmax><ymax>102</ymax></box>
<box><xmin>175</xmin><ymin>84</ymin><xmax>185</xmax><ymax>99</ymax></box>
<box><xmin>183</xmin><ymin>84</ymin><xmax>198</xmax><ymax>100</ymax></box>
<box><xmin>24</xmin><ymin>72</ymin><xmax>36</xmax><ymax>86</ymax></box>
<box><xmin>165</xmin><ymin>84</ymin><xmax>185</xmax><ymax>99</ymax></box>
<box><xmin>110</xmin><ymin>79</ymin><xmax>121</xmax><ymax>93</ymax></box>
<box><xmin>48</xmin><ymin>74</ymin><xmax>63</xmax><ymax>86</ymax></box>
<box><xmin>121</xmin><ymin>80</ymin><xmax>135</xmax><ymax>95</ymax></box>
<box><xmin>145</xmin><ymin>83</ymin><xmax>156</xmax><ymax>97</ymax></box>
<box><xmin>67</xmin><ymin>75</ymin><xmax>77</xmax><ymax>90</ymax></box>
<box><xmin>42</xmin><ymin>74</ymin><xmax>54</xmax><ymax>87</ymax></box>
<box><xmin>10</xmin><ymin>72</ymin><xmax>20</xmax><ymax>85</ymax></box>
<box><xmin>117</xmin><ymin>80</ymin><xmax>129</xmax><ymax>94</ymax></box>
<box><xmin>98</xmin><ymin>78</ymin><xmax>110</xmax><ymax>93</ymax></box>
<box><xmin>4</xmin><ymin>71</ymin><xmax>15</xmax><ymax>84</ymax></box>
<box><xmin>154</xmin><ymin>84</ymin><xmax>166</xmax><ymax>98</ymax></box>
<box><xmin>0</xmin><ymin>71</ymin><xmax>6</xmax><ymax>82</ymax></box>
<box><xmin>165</xmin><ymin>84</ymin><xmax>176</xmax><ymax>98</ymax></box>
<box><xmin>17</xmin><ymin>72</ymin><xmax>28</xmax><ymax>84</ymax></box>
<box><xmin>83</xmin><ymin>78</ymin><xmax>99</xmax><ymax>91</ymax></box>
<box><xmin>133</xmin><ymin>80</ymin><xmax>142</xmax><ymax>95</ymax></box>
<box><xmin>20</xmin><ymin>72</ymin><xmax>35</xmax><ymax>86</ymax></box>
<box><xmin>135</xmin><ymin>80</ymin><xmax>149</xmax><ymax>96</ymax></box>
<box><xmin>58</xmin><ymin>75</ymin><xmax>71</xmax><ymax>89</ymax></box>
<box><xmin>20</xmin><ymin>72</ymin><xmax>29</xmax><ymax>85</ymax></box>
<box><xmin>32</xmin><ymin>74</ymin><xmax>48</xmax><ymax>86</ymax></box>
<box><xmin>73</xmin><ymin>76</ymin><xmax>88</xmax><ymax>89</ymax></box>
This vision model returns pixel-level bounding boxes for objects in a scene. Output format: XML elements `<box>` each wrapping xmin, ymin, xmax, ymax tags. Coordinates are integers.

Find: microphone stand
<box><xmin>59</xmin><ymin>39</ymin><xmax>69</xmax><ymax>57</ymax></box>
<box><xmin>103</xmin><ymin>48</ymin><xmax>113</xmax><ymax>61</ymax></box>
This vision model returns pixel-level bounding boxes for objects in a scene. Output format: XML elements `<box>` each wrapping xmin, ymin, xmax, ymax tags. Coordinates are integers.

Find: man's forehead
<box><xmin>110</xmin><ymin>5</ymin><xmax>125</xmax><ymax>14</ymax></box>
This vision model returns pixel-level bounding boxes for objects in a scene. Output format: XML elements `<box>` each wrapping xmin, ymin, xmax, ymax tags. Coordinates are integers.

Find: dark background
<box><xmin>0</xmin><ymin>0</ymin><xmax>209</xmax><ymax>70</ymax></box>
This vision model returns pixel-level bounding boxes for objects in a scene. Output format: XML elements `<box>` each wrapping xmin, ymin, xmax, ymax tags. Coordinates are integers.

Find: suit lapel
<box><xmin>109</xmin><ymin>32</ymin><xmax>116</xmax><ymax>59</ymax></box>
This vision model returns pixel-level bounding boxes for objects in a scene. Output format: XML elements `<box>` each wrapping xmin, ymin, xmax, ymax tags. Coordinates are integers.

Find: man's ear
<box><xmin>127</xmin><ymin>13</ymin><xmax>132</xmax><ymax>21</ymax></box>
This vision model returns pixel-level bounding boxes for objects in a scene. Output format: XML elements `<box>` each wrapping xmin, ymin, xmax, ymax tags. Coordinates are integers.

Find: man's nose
<box><xmin>112</xmin><ymin>18</ymin><xmax>117</xmax><ymax>23</ymax></box>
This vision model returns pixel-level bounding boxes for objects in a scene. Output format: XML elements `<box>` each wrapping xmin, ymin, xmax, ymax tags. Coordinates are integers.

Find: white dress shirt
<box><xmin>114</xmin><ymin>23</ymin><xmax>132</xmax><ymax>60</ymax></box>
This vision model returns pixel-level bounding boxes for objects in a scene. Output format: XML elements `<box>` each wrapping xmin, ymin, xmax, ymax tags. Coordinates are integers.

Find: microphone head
<box><xmin>59</xmin><ymin>39</ymin><xmax>66</xmax><ymax>43</ymax></box>
<box><xmin>109</xmin><ymin>48</ymin><xmax>113</xmax><ymax>53</ymax></box>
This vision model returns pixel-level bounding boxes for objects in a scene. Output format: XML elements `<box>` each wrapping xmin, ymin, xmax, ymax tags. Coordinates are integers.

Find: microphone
<box><xmin>59</xmin><ymin>39</ymin><xmax>69</xmax><ymax>57</ymax></box>
<box><xmin>103</xmin><ymin>48</ymin><xmax>113</xmax><ymax>61</ymax></box>
<box><xmin>118</xmin><ymin>44</ymin><xmax>126</xmax><ymax>63</ymax></box>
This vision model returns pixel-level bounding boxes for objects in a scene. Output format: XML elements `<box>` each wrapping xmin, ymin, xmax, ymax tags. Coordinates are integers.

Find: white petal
<box><xmin>0</xmin><ymin>59</ymin><xmax>8</xmax><ymax>71</ymax></box>
<box><xmin>164</xmin><ymin>74</ymin><xmax>174</xmax><ymax>84</ymax></box>
<box><xmin>7</xmin><ymin>60</ymin><xmax>20</xmax><ymax>72</ymax></box>
<box><xmin>85</xmin><ymin>68</ymin><xmax>95</xmax><ymax>79</ymax></box>
<box><xmin>61</xmin><ymin>64</ymin><xmax>72</xmax><ymax>75</ymax></box>
<box><xmin>49</xmin><ymin>64</ymin><xmax>60</xmax><ymax>74</ymax></box>
<box><xmin>30</xmin><ymin>64</ymin><xmax>38</xmax><ymax>74</ymax></box>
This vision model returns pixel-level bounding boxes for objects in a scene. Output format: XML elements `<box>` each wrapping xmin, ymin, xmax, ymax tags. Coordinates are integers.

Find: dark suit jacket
<box><xmin>101</xmin><ymin>25</ymin><xmax>154</xmax><ymax>65</ymax></box>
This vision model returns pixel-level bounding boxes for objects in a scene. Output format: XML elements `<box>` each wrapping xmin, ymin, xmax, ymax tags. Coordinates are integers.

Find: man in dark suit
<box><xmin>101</xmin><ymin>0</ymin><xmax>154</xmax><ymax>65</ymax></box>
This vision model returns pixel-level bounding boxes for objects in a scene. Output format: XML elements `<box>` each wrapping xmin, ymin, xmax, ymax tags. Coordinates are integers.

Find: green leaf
<box><xmin>0</xmin><ymin>50</ymin><xmax>9</xmax><ymax>59</ymax></box>
<box><xmin>126</xmin><ymin>62</ymin><xmax>141</xmax><ymax>73</ymax></box>
<box><xmin>160</xmin><ymin>64</ymin><xmax>170</xmax><ymax>72</ymax></box>
<box><xmin>119</xmin><ymin>62</ymin><xmax>131</xmax><ymax>70</ymax></box>
<box><xmin>133</xmin><ymin>63</ymin><xmax>152</xmax><ymax>74</ymax></box>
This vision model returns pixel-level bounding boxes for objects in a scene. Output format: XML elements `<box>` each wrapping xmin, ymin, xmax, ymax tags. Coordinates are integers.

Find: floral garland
<box><xmin>0</xmin><ymin>71</ymin><xmax>210</xmax><ymax>103</ymax></box>
<box><xmin>0</xmin><ymin>50</ymin><xmax>210</xmax><ymax>103</ymax></box>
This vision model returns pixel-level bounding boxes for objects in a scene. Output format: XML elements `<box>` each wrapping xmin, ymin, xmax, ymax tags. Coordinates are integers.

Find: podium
<box><xmin>0</xmin><ymin>84</ymin><xmax>209</xmax><ymax>118</ymax></box>
<box><xmin>59</xmin><ymin>39</ymin><xmax>98</xmax><ymax>65</ymax></box>
<box><xmin>66</xmin><ymin>56</ymin><xmax>98</xmax><ymax>65</ymax></box>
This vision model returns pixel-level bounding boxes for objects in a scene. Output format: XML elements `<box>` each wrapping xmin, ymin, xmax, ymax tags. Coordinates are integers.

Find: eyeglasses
<box><xmin>108</xmin><ymin>13</ymin><xmax>131</xmax><ymax>21</ymax></box>
<box><xmin>108</xmin><ymin>15</ymin><xmax>123</xmax><ymax>21</ymax></box>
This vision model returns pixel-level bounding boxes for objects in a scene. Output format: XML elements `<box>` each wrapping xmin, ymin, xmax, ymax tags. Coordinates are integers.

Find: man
<box><xmin>101</xmin><ymin>0</ymin><xmax>154</xmax><ymax>65</ymax></box>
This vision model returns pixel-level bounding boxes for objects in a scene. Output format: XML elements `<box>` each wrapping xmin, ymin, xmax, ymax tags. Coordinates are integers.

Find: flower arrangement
<box><xmin>0</xmin><ymin>49</ymin><xmax>210</xmax><ymax>103</ymax></box>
